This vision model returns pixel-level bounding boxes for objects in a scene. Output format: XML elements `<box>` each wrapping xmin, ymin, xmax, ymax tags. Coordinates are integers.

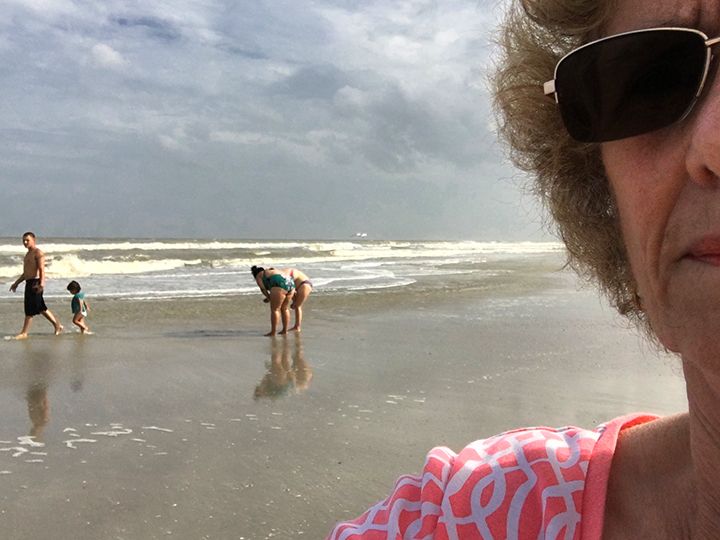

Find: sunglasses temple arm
<box><xmin>543</xmin><ymin>79</ymin><xmax>557</xmax><ymax>101</ymax></box>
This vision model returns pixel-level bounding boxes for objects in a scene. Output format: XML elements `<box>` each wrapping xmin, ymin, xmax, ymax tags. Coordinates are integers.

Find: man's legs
<box><xmin>15</xmin><ymin>316</ymin><xmax>33</xmax><ymax>339</ymax></box>
<box><xmin>16</xmin><ymin>310</ymin><xmax>63</xmax><ymax>339</ymax></box>
<box><xmin>41</xmin><ymin>310</ymin><xmax>63</xmax><ymax>335</ymax></box>
<box><xmin>19</xmin><ymin>280</ymin><xmax>62</xmax><ymax>337</ymax></box>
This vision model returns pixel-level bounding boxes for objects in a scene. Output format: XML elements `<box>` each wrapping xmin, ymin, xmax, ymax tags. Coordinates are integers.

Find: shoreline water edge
<box><xmin>0</xmin><ymin>237</ymin><xmax>564</xmax><ymax>301</ymax></box>
<box><xmin>0</xmin><ymin>238</ymin><xmax>686</xmax><ymax>538</ymax></box>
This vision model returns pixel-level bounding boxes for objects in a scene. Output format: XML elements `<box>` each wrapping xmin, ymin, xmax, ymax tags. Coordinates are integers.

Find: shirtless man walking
<box><xmin>9</xmin><ymin>232</ymin><xmax>63</xmax><ymax>339</ymax></box>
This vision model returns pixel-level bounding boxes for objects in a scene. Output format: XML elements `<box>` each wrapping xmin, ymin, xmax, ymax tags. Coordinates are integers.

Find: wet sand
<box><xmin>0</xmin><ymin>269</ymin><xmax>686</xmax><ymax>539</ymax></box>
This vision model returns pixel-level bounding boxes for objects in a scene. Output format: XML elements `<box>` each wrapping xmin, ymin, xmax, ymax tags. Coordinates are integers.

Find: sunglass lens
<box><xmin>556</xmin><ymin>30</ymin><xmax>707</xmax><ymax>142</ymax></box>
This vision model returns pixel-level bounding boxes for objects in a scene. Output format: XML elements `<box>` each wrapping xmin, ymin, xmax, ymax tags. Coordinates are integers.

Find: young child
<box><xmin>66</xmin><ymin>281</ymin><xmax>91</xmax><ymax>334</ymax></box>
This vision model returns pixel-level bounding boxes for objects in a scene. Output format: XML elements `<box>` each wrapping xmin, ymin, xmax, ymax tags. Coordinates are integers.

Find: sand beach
<box><xmin>0</xmin><ymin>240</ymin><xmax>687</xmax><ymax>539</ymax></box>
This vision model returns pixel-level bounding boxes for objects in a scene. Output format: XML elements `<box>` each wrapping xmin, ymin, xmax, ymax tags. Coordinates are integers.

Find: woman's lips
<box><xmin>686</xmin><ymin>237</ymin><xmax>720</xmax><ymax>266</ymax></box>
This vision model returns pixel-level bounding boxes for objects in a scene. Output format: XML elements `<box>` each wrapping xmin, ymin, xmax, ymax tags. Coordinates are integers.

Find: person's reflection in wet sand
<box><xmin>254</xmin><ymin>335</ymin><xmax>312</xmax><ymax>400</ymax></box>
<box><xmin>19</xmin><ymin>342</ymin><xmax>55</xmax><ymax>442</ymax></box>
<box><xmin>70</xmin><ymin>334</ymin><xmax>88</xmax><ymax>392</ymax></box>
<box><xmin>26</xmin><ymin>383</ymin><xmax>49</xmax><ymax>439</ymax></box>
<box><xmin>292</xmin><ymin>334</ymin><xmax>312</xmax><ymax>392</ymax></box>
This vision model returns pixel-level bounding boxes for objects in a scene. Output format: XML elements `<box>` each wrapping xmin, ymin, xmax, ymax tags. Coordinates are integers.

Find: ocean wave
<box><xmin>44</xmin><ymin>254</ymin><xmax>200</xmax><ymax>278</ymax></box>
<box><xmin>0</xmin><ymin>239</ymin><xmax>565</xmax><ymax>301</ymax></box>
<box><xmin>341</xmin><ymin>278</ymin><xmax>417</xmax><ymax>291</ymax></box>
<box><xmin>0</xmin><ymin>239</ymin><xmax>562</xmax><ymax>256</ymax></box>
<box><xmin>220</xmin><ymin>243</ymin><xmax>562</xmax><ymax>269</ymax></box>
<box><xmin>0</xmin><ymin>265</ymin><xmax>19</xmax><ymax>280</ymax></box>
<box><xmin>82</xmin><ymin>287</ymin><xmax>257</xmax><ymax>300</ymax></box>
<box><xmin>0</xmin><ymin>240</ymin><xmax>311</xmax><ymax>255</ymax></box>
<box><xmin>0</xmin><ymin>240</ymin><xmax>563</xmax><ymax>280</ymax></box>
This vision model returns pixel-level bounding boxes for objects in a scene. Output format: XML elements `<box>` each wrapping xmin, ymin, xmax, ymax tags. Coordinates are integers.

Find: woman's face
<box><xmin>601</xmin><ymin>0</ymin><xmax>720</xmax><ymax>355</ymax></box>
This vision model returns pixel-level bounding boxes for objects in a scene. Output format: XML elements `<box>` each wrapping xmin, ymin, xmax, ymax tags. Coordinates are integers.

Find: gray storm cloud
<box><xmin>0</xmin><ymin>0</ymin><xmax>547</xmax><ymax>240</ymax></box>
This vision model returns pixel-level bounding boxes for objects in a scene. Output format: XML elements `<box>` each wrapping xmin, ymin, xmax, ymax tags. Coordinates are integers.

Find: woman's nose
<box><xmin>685</xmin><ymin>66</ymin><xmax>720</xmax><ymax>187</ymax></box>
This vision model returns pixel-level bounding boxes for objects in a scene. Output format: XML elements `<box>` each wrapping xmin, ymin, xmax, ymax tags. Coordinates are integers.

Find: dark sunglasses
<box><xmin>544</xmin><ymin>27</ymin><xmax>720</xmax><ymax>143</ymax></box>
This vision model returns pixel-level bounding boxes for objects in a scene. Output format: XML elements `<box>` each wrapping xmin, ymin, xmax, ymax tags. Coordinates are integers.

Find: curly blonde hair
<box><xmin>493</xmin><ymin>0</ymin><xmax>650</xmax><ymax>331</ymax></box>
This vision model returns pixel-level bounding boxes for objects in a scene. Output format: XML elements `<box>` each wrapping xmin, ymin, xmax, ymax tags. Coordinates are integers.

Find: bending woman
<box><xmin>286</xmin><ymin>268</ymin><xmax>313</xmax><ymax>332</ymax></box>
<box><xmin>250</xmin><ymin>266</ymin><xmax>295</xmax><ymax>336</ymax></box>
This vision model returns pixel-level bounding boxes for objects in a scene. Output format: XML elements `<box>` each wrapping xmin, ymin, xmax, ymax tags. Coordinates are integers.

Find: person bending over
<box><xmin>251</xmin><ymin>265</ymin><xmax>295</xmax><ymax>336</ymax></box>
<box><xmin>284</xmin><ymin>267</ymin><xmax>313</xmax><ymax>332</ymax></box>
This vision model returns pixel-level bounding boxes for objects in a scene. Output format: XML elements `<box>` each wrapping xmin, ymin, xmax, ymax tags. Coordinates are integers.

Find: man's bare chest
<box><xmin>24</xmin><ymin>251</ymin><xmax>38</xmax><ymax>269</ymax></box>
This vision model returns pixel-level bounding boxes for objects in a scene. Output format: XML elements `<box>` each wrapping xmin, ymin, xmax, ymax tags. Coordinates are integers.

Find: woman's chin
<box><xmin>658</xmin><ymin>311</ymin><xmax>720</xmax><ymax>361</ymax></box>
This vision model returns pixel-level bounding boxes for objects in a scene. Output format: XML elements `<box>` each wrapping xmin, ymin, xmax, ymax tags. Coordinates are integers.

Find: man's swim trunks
<box><xmin>24</xmin><ymin>278</ymin><xmax>48</xmax><ymax>317</ymax></box>
<box><xmin>263</xmin><ymin>273</ymin><xmax>295</xmax><ymax>292</ymax></box>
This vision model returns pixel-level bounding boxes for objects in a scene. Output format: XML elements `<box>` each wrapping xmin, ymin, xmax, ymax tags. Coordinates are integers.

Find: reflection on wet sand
<box><xmin>26</xmin><ymin>383</ymin><xmax>49</xmax><ymax>439</ymax></box>
<box><xmin>70</xmin><ymin>335</ymin><xmax>88</xmax><ymax>393</ymax></box>
<box><xmin>18</xmin><ymin>337</ymin><xmax>89</xmax><ymax>442</ymax></box>
<box><xmin>254</xmin><ymin>335</ymin><xmax>313</xmax><ymax>400</ymax></box>
<box><xmin>21</xmin><ymin>343</ymin><xmax>53</xmax><ymax>442</ymax></box>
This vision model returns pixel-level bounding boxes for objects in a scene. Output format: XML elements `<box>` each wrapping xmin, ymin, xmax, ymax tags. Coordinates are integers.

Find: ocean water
<box><xmin>0</xmin><ymin>238</ymin><xmax>564</xmax><ymax>302</ymax></box>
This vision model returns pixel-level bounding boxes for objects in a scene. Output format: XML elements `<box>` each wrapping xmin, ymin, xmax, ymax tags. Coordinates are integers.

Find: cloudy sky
<box><xmin>0</xmin><ymin>0</ymin><xmax>549</xmax><ymax>241</ymax></box>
